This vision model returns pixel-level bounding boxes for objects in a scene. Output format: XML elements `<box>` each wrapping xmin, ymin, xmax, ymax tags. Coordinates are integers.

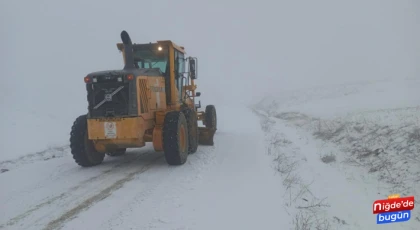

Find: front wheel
<box><xmin>205</xmin><ymin>105</ymin><xmax>217</xmax><ymax>131</ymax></box>
<box><xmin>162</xmin><ymin>111</ymin><xmax>189</xmax><ymax>165</ymax></box>
<box><xmin>183</xmin><ymin>108</ymin><xmax>198</xmax><ymax>154</ymax></box>
<box><xmin>70</xmin><ymin>115</ymin><xmax>105</xmax><ymax>167</ymax></box>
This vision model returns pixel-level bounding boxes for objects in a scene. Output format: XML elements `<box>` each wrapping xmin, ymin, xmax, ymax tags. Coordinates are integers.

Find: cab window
<box><xmin>174</xmin><ymin>50</ymin><xmax>185</xmax><ymax>99</ymax></box>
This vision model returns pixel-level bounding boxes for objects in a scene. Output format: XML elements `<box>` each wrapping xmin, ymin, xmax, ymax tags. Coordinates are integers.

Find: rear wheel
<box><xmin>183</xmin><ymin>108</ymin><xmax>198</xmax><ymax>154</ymax></box>
<box><xmin>106</xmin><ymin>148</ymin><xmax>126</xmax><ymax>157</ymax></box>
<box><xmin>70</xmin><ymin>115</ymin><xmax>105</xmax><ymax>167</ymax></box>
<box><xmin>205</xmin><ymin>105</ymin><xmax>217</xmax><ymax>131</ymax></box>
<box><xmin>162</xmin><ymin>111</ymin><xmax>189</xmax><ymax>165</ymax></box>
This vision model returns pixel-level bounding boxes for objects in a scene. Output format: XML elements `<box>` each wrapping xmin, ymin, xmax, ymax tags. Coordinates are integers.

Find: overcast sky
<box><xmin>0</xmin><ymin>0</ymin><xmax>418</xmax><ymax>158</ymax></box>
<box><xmin>1</xmin><ymin>0</ymin><xmax>419</xmax><ymax>107</ymax></box>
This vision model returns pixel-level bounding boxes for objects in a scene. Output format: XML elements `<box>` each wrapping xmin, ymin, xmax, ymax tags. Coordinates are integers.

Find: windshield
<box><xmin>133</xmin><ymin>45</ymin><xmax>169</xmax><ymax>74</ymax></box>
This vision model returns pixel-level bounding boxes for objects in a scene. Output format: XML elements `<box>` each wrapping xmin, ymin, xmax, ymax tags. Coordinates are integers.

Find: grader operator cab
<box><xmin>70</xmin><ymin>30</ymin><xmax>217</xmax><ymax>167</ymax></box>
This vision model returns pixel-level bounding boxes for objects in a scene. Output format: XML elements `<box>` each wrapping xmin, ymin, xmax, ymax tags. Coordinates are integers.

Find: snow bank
<box><xmin>254</xmin><ymin>78</ymin><xmax>420</xmax><ymax>229</ymax></box>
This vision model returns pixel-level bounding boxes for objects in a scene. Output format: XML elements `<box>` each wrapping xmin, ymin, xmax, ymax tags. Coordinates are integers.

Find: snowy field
<box><xmin>254</xmin><ymin>78</ymin><xmax>420</xmax><ymax>229</ymax></box>
<box><xmin>0</xmin><ymin>79</ymin><xmax>419</xmax><ymax>230</ymax></box>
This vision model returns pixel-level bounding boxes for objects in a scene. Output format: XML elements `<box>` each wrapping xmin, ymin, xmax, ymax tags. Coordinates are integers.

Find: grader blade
<box><xmin>198</xmin><ymin>127</ymin><xmax>216</xmax><ymax>145</ymax></box>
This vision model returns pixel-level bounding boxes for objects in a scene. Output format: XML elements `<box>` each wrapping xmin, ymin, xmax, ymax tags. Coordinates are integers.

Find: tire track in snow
<box><xmin>1</xmin><ymin>193</ymin><xmax>67</xmax><ymax>229</ymax></box>
<box><xmin>45</xmin><ymin>155</ymin><xmax>162</xmax><ymax>230</ymax></box>
<box><xmin>61</xmin><ymin>146</ymin><xmax>219</xmax><ymax>230</ymax></box>
<box><xmin>0</xmin><ymin>150</ymin><xmax>162</xmax><ymax>230</ymax></box>
<box><xmin>2</xmin><ymin>149</ymin><xmax>151</xmax><ymax>206</ymax></box>
<box><xmin>1</xmin><ymin>152</ymin><xmax>148</xmax><ymax>228</ymax></box>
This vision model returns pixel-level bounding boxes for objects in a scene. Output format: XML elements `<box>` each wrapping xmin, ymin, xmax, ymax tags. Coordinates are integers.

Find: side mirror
<box><xmin>195</xmin><ymin>92</ymin><xmax>201</xmax><ymax>97</ymax></box>
<box><xmin>189</xmin><ymin>57</ymin><xmax>197</xmax><ymax>79</ymax></box>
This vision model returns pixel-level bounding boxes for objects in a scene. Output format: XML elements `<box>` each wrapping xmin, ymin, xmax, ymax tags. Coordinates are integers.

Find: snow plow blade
<box><xmin>198</xmin><ymin>127</ymin><xmax>216</xmax><ymax>145</ymax></box>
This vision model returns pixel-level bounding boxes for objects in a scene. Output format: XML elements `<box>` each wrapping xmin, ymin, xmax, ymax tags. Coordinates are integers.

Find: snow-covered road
<box><xmin>0</xmin><ymin>106</ymin><xmax>287</xmax><ymax>230</ymax></box>
<box><xmin>1</xmin><ymin>80</ymin><xmax>418</xmax><ymax>230</ymax></box>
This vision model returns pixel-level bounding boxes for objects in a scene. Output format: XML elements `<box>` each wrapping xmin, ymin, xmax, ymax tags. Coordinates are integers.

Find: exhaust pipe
<box><xmin>120</xmin><ymin>30</ymin><xmax>135</xmax><ymax>70</ymax></box>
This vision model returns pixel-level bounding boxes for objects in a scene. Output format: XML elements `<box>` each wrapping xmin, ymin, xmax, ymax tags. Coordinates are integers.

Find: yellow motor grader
<box><xmin>70</xmin><ymin>30</ymin><xmax>217</xmax><ymax>167</ymax></box>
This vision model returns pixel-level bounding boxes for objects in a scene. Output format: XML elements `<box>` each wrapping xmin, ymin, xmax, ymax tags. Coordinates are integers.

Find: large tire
<box><xmin>70</xmin><ymin>115</ymin><xmax>105</xmax><ymax>167</ymax></box>
<box><xmin>183</xmin><ymin>108</ymin><xmax>198</xmax><ymax>154</ymax></box>
<box><xmin>106</xmin><ymin>148</ymin><xmax>126</xmax><ymax>157</ymax></box>
<box><xmin>205</xmin><ymin>105</ymin><xmax>217</xmax><ymax>130</ymax></box>
<box><xmin>162</xmin><ymin>111</ymin><xmax>189</xmax><ymax>165</ymax></box>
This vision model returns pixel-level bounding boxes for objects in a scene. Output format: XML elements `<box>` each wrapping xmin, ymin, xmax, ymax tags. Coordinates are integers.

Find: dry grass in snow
<box><xmin>269</xmin><ymin>107</ymin><xmax>420</xmax><ymax>224</ymax></box>
<box><xmin>253</xmin><ymin>79</ymin><xmax>420</xmax><ymax>229</ymax></box>
<box><xmin>255</xmin><ymin>110</ymin><xmax>337</xmax><ymax>230</ymax></box>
